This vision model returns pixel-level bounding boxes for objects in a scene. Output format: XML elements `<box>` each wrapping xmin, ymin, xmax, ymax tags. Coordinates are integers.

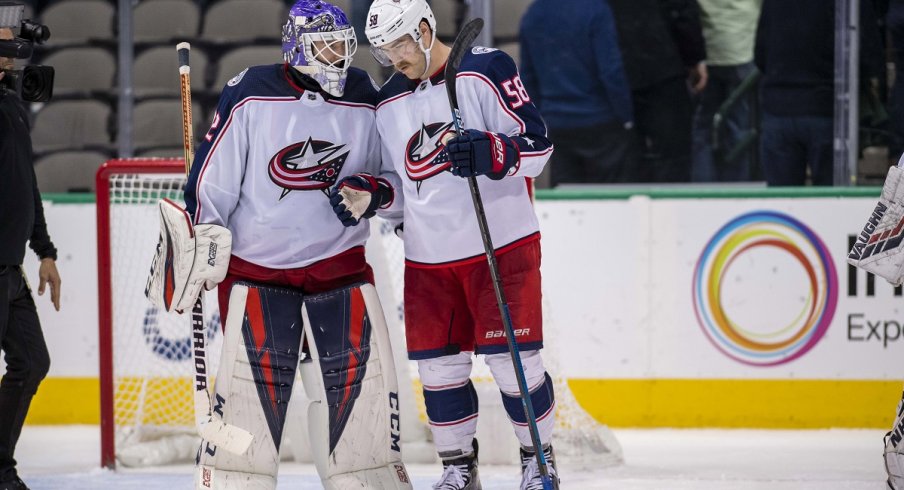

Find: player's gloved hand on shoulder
<box><xmin>329</xmin><ymin>173</ymin><xmax>394</xmax><ymax>227</ymax></box>
<box><xmin>445</xmin><ymin>129</ymin><xmax>520</xmax><ymax>180</ymax></box>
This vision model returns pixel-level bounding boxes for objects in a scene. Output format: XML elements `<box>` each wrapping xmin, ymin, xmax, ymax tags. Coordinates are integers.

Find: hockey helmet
<box><xmin>282</xmin><ymin>0</ymin><xmax>357</xmax><ymax>97</ymax></box>
<box><xmin>365</xmin><ymin>0</ymin><xmax>437</xmax><ymax>74</ymax></box>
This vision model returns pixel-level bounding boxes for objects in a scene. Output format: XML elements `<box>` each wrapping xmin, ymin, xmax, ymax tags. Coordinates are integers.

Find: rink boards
<box><xmin>16</xmin><ymin>187</ymin><xmax>904</xmax><ymax>428</ymax></box>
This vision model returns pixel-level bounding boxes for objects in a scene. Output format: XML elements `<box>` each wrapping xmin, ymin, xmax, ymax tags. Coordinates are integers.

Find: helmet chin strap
<box><xmin>417</xmin><ymin>29</ymin><xmax>436</xmax><ymax>80</ymax></box>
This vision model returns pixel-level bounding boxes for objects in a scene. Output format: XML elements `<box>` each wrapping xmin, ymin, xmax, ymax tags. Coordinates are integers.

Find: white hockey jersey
<box><xmin>375</xmin><ymin>47</ymin><xmax>553</xmax><ymax>266</ymax></box>
<box><xmin>185</xmin><ymin>64</ymin><xmax>401</xmax><ymax>269</ymax></box>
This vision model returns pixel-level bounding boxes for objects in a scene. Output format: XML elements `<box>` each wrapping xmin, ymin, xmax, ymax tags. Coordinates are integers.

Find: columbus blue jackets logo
<box><xmin>268</xmin><ymin>137</ymin><xmax>349</xmax><ymax>199</ymax></box>
<box><xmin>405</xmin><ymin>121</ymin><xmax>454</xmax><ymax>182</ymax></box>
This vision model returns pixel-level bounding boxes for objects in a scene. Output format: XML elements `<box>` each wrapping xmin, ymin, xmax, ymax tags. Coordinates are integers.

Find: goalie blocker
<box><xmin>146</xmin><ymin>198</ymin><xmax>232</xmax><ymax>313</ymax></box>
<box><xmin>195</xmin><ymin>281</ymin><xmax>412</xmax><ymax>490</ymax></box>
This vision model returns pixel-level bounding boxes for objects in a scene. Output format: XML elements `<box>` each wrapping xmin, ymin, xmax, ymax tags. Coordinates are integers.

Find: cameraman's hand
<box><xmin>38</xmin><ymin>258</ymin><xmax>61</xmax><ymax>311</ymax></box>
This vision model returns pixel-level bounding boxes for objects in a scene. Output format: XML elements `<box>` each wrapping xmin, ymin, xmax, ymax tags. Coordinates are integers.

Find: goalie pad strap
<box><xmin>300</xmin><ymin>282</ymin><xmax>412</xmax><ymax>489</ymax></box>
<box><xmin>146</xmin><ymin>199</ymin><xmax>232</xmax><ymax>313</ymax></box>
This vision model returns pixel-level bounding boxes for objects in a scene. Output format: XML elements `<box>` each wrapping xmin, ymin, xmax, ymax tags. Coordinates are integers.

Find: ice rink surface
<box><xmin>13</xmin><ymin>425</ymin><xmax>887</xmax><ymax>489</ymax></box>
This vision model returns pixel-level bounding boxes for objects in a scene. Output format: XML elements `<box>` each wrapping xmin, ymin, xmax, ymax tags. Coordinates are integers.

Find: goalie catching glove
<box><xmin>445</xmin><ymin>129</ymin><xmax>520</xmax><ymax>180</ymax></box>
<box><xmin>145</xmin><ymin>199</ymin><xmax>232</xmax><ymax>313</ymax></box>
<box><xmin>848</xmin><ymin>165</ymin><xmax>904</xmax><ymax>286</ymax></box>
<box><xmin>329</xmin><ymin>173</ymin><xmax>394</xmax><ymax>226</ymax></box>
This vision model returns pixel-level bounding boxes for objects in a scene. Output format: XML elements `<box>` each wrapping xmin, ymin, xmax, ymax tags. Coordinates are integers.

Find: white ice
<box><xmin>13</xmin><ymin>425</ymin><xmax>886</xmax><ymax>489</ymax></box>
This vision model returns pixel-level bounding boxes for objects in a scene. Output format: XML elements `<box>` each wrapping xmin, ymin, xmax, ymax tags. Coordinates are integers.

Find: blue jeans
<box><xmin>759</xmin><ymin>113</ymin><xmax>834</xmax><ymax>186</ymax></box>
<box><xmin>691</xmin><ymin>63</ymin><xmax>756</xmax><ymax>182</ymax></box>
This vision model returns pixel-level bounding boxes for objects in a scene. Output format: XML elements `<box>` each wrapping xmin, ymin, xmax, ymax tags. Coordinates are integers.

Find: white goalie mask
<box><xmin>365</xmin><ymin>0</ymin><xmax>437</xmax><ymax>78</ymax></box>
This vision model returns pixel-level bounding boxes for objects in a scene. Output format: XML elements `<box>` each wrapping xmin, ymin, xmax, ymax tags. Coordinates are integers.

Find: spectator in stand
<box><xmin>755</xmin><ymin>0</ymin><xmax>883</xmax><ymax>186</ymax></box>
<box><xmin>691</xmin><ymin>0</ymin><xmax>762</xmax><ymax>182</ymax></box>
<box><xmin>520</xmin><ymin>0</ymin><xmax>636</xmax><ymax>185</ymax></box>
<box><xmin>887</xmin><ymin>0</ymin><xmax>904</xmax><ymax>163</ymax></box>
<box><xmin>609</xmin><ymin>0</ymin><xmax>707</xmax><ymax>183</ymax></box>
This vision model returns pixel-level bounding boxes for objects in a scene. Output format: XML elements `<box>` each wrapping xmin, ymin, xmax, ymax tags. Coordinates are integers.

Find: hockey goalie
<box><xmin>145</xmin><ymin>1</ymin><xmax>412</xmax><ymax>488</ymax></box>
<box><xmin>848</xmin><ymin>158</ymin><xmax>904</xmax><ymax>489</ymax></box>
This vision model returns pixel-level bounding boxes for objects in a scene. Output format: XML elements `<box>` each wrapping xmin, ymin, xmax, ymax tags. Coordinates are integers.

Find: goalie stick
<box><xmin>443</xmin><ymin>19</ymin><xmax>557</xmax><ymax>490</ymax></box>
<box><xmin>177</xmin><ymin>42</ymin><xmax>253</xmax><ymax>455</ymax></box>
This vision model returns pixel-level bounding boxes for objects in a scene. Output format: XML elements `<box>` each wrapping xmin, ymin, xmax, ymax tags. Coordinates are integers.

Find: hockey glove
<box><xmin>445</xmin><ymin>129</ymin><xmax>520</xmax><ymax>180</ymax></box>
<box><xmin>329</xmin><ymin>173</ymin><xmax>394</xmax><ymax>227</ymax></box>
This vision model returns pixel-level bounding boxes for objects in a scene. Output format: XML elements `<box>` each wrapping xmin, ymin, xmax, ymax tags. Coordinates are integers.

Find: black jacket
<box><xmin>609</xmin><ymin>0</ymin><xmax>707</xmax><ymax>90</ymax></box>
<box><xmin>755</xmin><ymin>0</ymin><xmax>884</xmax><ymax>117</ymax></box>
<box><xmin>0</xmin><ymin>90</ymin><xmax>56</xmax><ymax>265</ymax></box>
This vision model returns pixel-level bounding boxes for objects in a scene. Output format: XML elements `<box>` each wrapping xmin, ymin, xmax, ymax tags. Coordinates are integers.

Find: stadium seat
<box><xmin>135</xmin><ymin>147</ymin><xmax>190</xmax><ymax>159</ymax></box>
<box><xmin>134</xmin><ymin>0</ymin><xmax>201</xmax><ymax>44</ymax></box>
<box><xmin>133</xmin><ymin>98</ymin><xmax>205</xmax><ymax>152</ymax></box>
<box><xmin>39</xmin><ymin>0</ymin><xmax>115</xmax><ymax>45</ymax></box>
<box><xmin>41</xmin><ymin>47</ymin><xmax>116</xmax><ymax>96</ymax></box>
<box><xmin>201</xmin><ymin>0</ymin><xmax>285</xmax><ymax>44</ymax></box>
<box><xmin>134</xmin><ymin>45</ymin><xmax>209</xmax><ymax>98</ymax></box>
<box><xmin>432</xmin><ymin>0</ymin><xmax>461</xmax><ymax>40</ymax></box>
<box><xmin>496</xmin><ymin>42</ymin><xmax>520</xmax><ymax>68</ymax></box>
<box><xmin>213</xmin><ymin>46</ymin><xmax>283</xmax><ymax>88</ymax></box>
<box><xmin>351</xmin><ymin>49</ymin><xmax>385</xmax><ymax>85</ymax></box>
<box><xmin>492</xmin><ymin>0</ymin><xmax>529</xmax><ymax>43</ymax></box>
<box><xmin>34</xmin><ymin>150</ymin><xmax>110</xmax><ymax>192</ymax></box>
<box><xmin>31</xmin><ymin>100</ymin><xmax>112</xmax><ymax>154</ymax></box>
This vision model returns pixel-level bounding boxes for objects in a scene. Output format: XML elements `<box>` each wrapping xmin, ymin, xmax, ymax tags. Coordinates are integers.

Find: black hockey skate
<box><xmin>433</xmin><ymin>439</ymin><xmax>481</xmax><ymax>490</ymax></box>
<box><xmin>520</xmin><ymin>443</ymin><xmax>560</xmax><ymax>490</ymax></box>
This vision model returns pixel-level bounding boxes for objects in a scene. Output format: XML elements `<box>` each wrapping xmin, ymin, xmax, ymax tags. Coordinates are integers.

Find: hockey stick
<box><xmin>177</xmin><ymin>42</ymin><xmax>253</xmax><ymax>455</ymax></box>
<box><xmin>442</xmin><ymin>20</ymin><xmax>556</xmax><ymax>490</ymax></box>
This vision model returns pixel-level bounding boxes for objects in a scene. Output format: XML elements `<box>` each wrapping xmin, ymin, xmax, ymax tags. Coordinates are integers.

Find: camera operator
<box><xmin>0</xmin><ymin>24</ymin><xmax>59</xmax><ymax>490</ymax></box>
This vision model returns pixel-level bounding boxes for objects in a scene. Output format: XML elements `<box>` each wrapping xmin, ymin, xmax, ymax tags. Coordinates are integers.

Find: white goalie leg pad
<box><xmin>886</xmin><ymin>391</ymin><xmax>904</xmax><ymax>489</ymax></box>
<box><xmin>849</xmin><ymin>166</ymin><xmax>904</xmax><ymax>286</ymax></box>
<box><xmin>196</xmin><ymin>283</ymin><xmax>305</xmax><ymax>490</ymax></box>
<box><xmin>299</xmin><ymin>282</ymin><xmax>413</xmax><ymax>490</ymax></box>
<box><xmin>146</xmin><ymin>198</ymin><xmax>232</xmax><ymax>313</ymax></box>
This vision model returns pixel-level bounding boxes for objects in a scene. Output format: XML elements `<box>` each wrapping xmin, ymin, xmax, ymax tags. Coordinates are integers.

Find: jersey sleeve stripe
<box><xmin>376</xmin><ymin>90</ymin><xmax>413</xmax><ymax>110</ymax></box>
<box><xmin>326</xmin><ymin>99</ymin><xmax>376</xmax><ymax>110</ymax></box>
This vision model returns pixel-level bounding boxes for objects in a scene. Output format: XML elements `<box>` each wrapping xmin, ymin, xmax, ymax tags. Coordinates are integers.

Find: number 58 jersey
<box><xmin>375</xmin><ymin>48</ymin><xmax>553</xmax><ymax>266</ymax></box>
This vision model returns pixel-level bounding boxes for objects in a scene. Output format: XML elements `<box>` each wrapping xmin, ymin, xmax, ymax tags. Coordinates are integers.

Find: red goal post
<box><xmin>96</xmin><ymin>158</ymin><xmax>193</xmax><ymax>468</ymax></box>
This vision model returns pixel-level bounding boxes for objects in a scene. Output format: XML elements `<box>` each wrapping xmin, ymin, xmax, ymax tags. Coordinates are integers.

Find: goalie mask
<box><xmin>365</xmin><ymin>0</ymin><xmax>436</xmax><ymax>79</ymax></box>
<box><xmin>282</xmin><ymin>0</ymin><xmax>357</xmax><ymax>97</ymax></box>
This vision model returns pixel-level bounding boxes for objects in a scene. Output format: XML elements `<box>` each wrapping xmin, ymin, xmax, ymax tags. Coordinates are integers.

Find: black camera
<box><xmin>0</xmin><ymin>2</ymin><xmax>53</xmax><ymax>102</ymax></box>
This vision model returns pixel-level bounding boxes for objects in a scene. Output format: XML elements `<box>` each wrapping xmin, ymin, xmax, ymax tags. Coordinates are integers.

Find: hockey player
<box><xmin>145</xmin><ymin>1</ymin><xmax>412</xmax><ymax>489</ymax></box>
<box><xmin>330</xmin><ymin>1</ymin><xmax>558</xmax><ymax>488</ymax></box>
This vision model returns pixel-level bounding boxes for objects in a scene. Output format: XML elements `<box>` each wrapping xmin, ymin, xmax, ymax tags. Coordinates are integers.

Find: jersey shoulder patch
<box><xmin>457</xmin><ymin>48</ymin><xmax>517</xmax><ymax>82</ymax></box>
<box><xmin>471</xmin><ymin>46</ymin><xmax>498</xmax><ymax>55</ymax></box>
<box><xmin>218</xmin><ymin>64</ymin><xmax>296</xmax><ymax>101</ymax></box>
<box><xmin>227</xmin><ymin>68</ymin><xmax>248</xmax><ymax>86</ymax></box>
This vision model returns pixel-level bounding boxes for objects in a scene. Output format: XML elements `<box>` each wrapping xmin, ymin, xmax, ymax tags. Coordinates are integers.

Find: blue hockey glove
<box><xmin>445</xmin><ymin>129</ymin><xmax>520</xmax><ymax>180</ymax></box>
<box><xmin>329</xmin><ymin>173</ymin><xmax>394</xmax><ymax>227</ymax></box>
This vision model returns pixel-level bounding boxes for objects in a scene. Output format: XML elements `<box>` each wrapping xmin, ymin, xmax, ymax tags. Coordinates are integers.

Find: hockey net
<box><xmin>97</xmin><ymin>158</ymin><xmax>622</xmax><ymax>469</ymax></box>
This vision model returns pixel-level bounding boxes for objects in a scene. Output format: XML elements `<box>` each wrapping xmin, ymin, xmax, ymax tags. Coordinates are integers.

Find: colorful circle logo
<box><xmin>692</xmin><ymin>211</ymin><xmax>838</xmax><ymax>366</ymax></box>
